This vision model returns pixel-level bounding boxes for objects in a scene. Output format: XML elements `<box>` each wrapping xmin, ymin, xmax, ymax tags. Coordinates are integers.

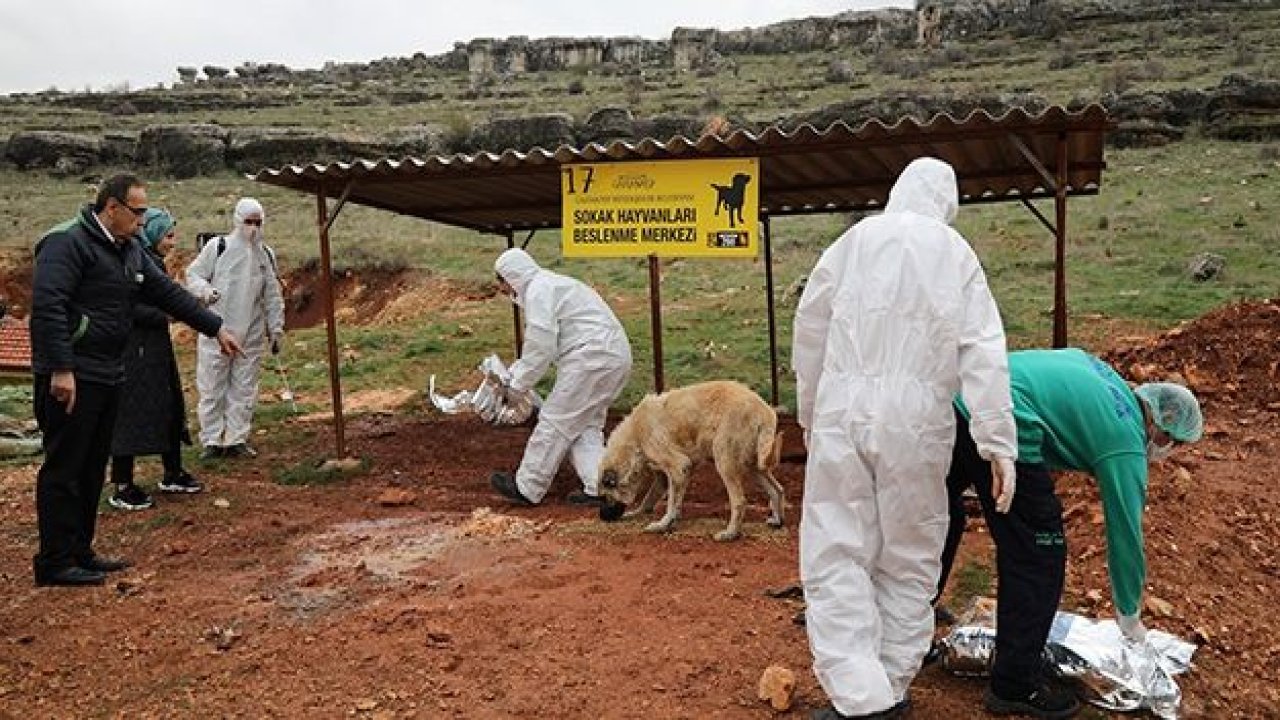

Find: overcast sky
<box><xmin>0</xmin><ymin>0</ymin><xmax>912</xmax><ymax>94</ymax></box>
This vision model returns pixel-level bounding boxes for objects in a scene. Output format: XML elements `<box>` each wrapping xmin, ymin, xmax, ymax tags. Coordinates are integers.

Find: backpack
<box><xmin>200</xmin><ymin>232</ymin><xmax>279</xmax><ymax>281</ymax></box>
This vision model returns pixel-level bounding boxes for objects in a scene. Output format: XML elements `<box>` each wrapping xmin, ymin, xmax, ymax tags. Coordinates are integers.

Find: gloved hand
<box><xmin>1117</xmin><ymin>612</ymin><xmax>1148</xmax><ymax>643</ymax></box>
<box><xmin>991</xmin><ymin>456</ymin><xmax>1017</xmax><ymax>513</ymax></box>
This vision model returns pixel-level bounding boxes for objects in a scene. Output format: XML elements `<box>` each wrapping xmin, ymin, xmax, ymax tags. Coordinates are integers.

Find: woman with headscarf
<box><xmin>185</xmin><ymin>198</ymin><xmax>285</xmax><ymax>459</ymax></box>
<box><xmin>108</xmin><ymin>209</ymin><xmax>204</xmax><ymax>510</ymax></box>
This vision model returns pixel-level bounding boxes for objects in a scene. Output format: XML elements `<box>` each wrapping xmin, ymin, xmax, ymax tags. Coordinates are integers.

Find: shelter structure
<box><xmin>255</xmin><ymin>105</ymin><xmax>1112</xmax><ymax>456</ymax></box>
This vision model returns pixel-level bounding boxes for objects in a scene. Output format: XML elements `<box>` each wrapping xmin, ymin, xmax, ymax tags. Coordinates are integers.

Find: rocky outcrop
<box><xmin>226</xmin><ymin>128</ymin><xmax>387</xmax><ymax>172</ymax></box>
<box><xmin>1204</xmin><ymin>73</ymin><xmax>1280</xmax><ymax>141</ymax></box>
<box><xmin>922</xmin><ymin>0</ymin><xmax>1280</xmax><ymax>43</ymax></box>
<box><xmin>467</xmin><ymin>36</ymin><xmax>664</xmax><ymax>76</ymax></box>
<box><xmin>4</xmin><ymin>73</ymin><xmax>1280</xmax><ymax>176</ymax></box>
<box><xmin>713</xmin><ymin>10</ymin><xmax>915</xmax><ymax>54</ymax></box>
<box><xmin>466</xmin><ymin>114</ymin><xmax>576</xmax><ymax>153</ymax></box>
<box><xmin>137</xmin><ymin>125</ymin><xmax>228</xmax><ymax>179</ymax></box>
<box><xmin>579</xmin><ymin>107</ymin><xmax>638</xmax><ymax>145</ymax></box>
<box><xmin>4</xmin><ymin>131</ymin><xmax>102</xmax><ymax>174</ymax></box>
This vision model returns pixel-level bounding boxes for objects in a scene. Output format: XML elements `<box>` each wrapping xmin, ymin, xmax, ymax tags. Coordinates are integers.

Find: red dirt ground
<box><xmin>0</xmin><ymin>269</ymin><xmax>1278</xmax><ymax>717</ymax></box>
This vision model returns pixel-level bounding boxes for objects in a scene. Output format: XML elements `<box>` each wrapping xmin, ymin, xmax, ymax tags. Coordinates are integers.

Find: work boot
<box><xmin>810</xmin><ymin>692</ymin><xmax>911</xmax><ymax>719</ymax></box>
<box><xmin>200</xmin><ymin>445</ymin><xmax>224</xmax><ymax>461</ymax></box>
<box><xmin>225</xmin><ymin>443</ymin><xmax>258</xmax><ymax>458</ymax></box>
<box><xmin>984</xmin><ymin>682</ymin><xmax>1080</xmax><ymax>719</ymax></box>
<box><xmin>35</xmin><ymin>566</ymin><xmax>106</xmax><ymax>587</ymax></box>
<box><xmin>78</xmin><ymin>554</ymin><xmax>131</xmax><ymax>573</ymax></box>
<box><xmin>490</xmin><ymin>472</ymin><xmax>534</xmax><ymax>506</ymax></box>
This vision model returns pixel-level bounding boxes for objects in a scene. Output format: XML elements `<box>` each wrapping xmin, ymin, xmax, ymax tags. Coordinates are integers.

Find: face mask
<box><xmin>1146</xmin><ymin>438</ymin><xmax>1175</xmax><ymax>462</ymax></box>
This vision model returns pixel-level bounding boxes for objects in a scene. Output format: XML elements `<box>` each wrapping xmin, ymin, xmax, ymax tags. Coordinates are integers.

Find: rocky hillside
<box><xmin>2</xmin><ymin>0</ymin><xmax>1279</xmax><ymax>177</ymax></box>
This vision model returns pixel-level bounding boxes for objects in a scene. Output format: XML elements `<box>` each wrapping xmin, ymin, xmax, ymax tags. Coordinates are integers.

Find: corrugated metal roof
<box><xmin>252</xmin><ymin>104</ymin><xmax>1110</xmax><ymax>234</ymax></box>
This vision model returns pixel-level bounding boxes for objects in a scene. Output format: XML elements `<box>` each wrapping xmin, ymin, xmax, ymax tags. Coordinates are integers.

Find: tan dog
<box><xmin>598</xmin><ymin>380</ymin><xmax>784</xmax><ymax>541</ymax></box>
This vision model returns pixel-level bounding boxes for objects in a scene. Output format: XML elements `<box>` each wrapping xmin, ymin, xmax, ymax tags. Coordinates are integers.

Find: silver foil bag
<box><xmin>942</xmin><ymin>600</ymin><xmax>1196</xmax><ymax>719</ymax></box>
<box><xmin>428</xmin><ymin>354</ymin><xmax>540</xmax><ymax>425</ymax></box>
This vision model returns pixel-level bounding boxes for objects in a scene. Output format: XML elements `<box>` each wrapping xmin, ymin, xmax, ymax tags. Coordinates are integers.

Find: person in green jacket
<box><xmin>936</xmin><ymin>348</ymin><xmax>1203</xmax><ymax>719</ymax></box>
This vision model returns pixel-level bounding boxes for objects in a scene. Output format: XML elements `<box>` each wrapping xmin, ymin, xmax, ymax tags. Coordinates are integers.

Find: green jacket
<box><xmin>957</xmin><ymin>348</ymin><xmax>1148</xmax><ymax>616</ymax></box>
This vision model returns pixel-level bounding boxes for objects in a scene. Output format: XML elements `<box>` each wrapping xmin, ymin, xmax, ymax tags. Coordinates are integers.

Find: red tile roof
<box><xmin>0</xmin><ymin>317</ymin><xmax>32</xmax><ymax>375</ymax></box>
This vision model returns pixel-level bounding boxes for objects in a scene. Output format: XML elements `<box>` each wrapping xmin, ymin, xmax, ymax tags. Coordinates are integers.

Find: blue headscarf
<box><xmin>138</xmin><ymin>208</ymin><xmax>176</xmax><ymax>250</ymax></box>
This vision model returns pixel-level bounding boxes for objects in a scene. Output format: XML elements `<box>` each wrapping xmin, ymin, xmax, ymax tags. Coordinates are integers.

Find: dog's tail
<box><xmin>757</xmin><ymin>429</ymin><xmax>784</xmax><ymax>471</ymax></box>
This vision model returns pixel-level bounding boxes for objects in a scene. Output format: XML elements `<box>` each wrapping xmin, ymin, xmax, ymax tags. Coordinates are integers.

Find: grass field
<box><xmin>5</xmin><ymin>137</ymin><xmax>1277</xmax><ymax>416</ymax></box>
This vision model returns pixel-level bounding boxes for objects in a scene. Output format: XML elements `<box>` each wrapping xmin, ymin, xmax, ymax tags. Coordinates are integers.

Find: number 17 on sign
<box><xmin>563</xmin><ymin>166</ymin><xmax>596</xmax><ymax>195</ymax></box>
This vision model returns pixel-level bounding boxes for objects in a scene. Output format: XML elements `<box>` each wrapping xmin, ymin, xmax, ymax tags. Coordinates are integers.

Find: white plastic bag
<box><xmin>428</xmin><ymin>354</ymin><xmax>540</xmax><ymax>425</ymax></box>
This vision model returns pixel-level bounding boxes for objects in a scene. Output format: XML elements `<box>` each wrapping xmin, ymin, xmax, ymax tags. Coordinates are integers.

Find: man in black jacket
<box><xmin>30</xmin><ymin>173</ymin><xmax>242</xmax><ymax>587</ymax></box>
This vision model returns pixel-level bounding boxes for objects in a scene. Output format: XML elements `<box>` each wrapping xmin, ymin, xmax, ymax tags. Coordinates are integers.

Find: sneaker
<box><xmin>200</xmin><ymin>445</ymin><xmax>224</xmax><ymax>460</ymax></box>
<box><xmin>566</xmin><ymin>490</ymin><xmax>605</xmax><ymax>507</ymax></box>
<box><xmin>225</xmin><ymin>443</ymin><xmax>258</xmax><ymax>458</ymax></box>
<box><xmin>985</xmin><ymin>683</ymin><xmax>1081</xmax><ymax>719</ymax></box>
<box><xmin>158</xmin><ymin>471</ymin><xmax>204</xmax><ymax>494</ymax></box>
<box><xmin>490</xmin><ymin>472</ymin><xmax>534</xmax><ymax>506</ymax></box>
<box><xmin>108</xmin><ymin>484</ymin><xmax>154</xmax><ymax>511</ymax></box>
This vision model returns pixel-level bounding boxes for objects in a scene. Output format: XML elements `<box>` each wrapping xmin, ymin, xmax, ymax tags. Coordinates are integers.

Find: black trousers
<box><xmin>111</xmin><ymin>448</ymin><xmax>182</xmax><ymax>486</ymax></box>
<box><xmin>937</xmin><ymin>409</ymin><xmax>1066</xmax><ymax>699</ymax></box>
<box><xmin>33</xmin><ymin>375</ymin><xmax>121</xmax><ymax>575</ymax></box>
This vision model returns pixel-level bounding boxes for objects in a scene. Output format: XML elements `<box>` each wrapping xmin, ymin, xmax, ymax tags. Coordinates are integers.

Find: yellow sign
<box><xmin>560</xmin><ymin>158</ymin><xmax>760</xmax><ymax>258</ymax></box>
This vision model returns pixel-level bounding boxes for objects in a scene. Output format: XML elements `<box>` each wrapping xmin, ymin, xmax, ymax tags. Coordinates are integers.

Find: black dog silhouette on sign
<box><xmin>711</xmin><ymin>173</ymin><xmax>751</xmax><ymax>228</ymax></box>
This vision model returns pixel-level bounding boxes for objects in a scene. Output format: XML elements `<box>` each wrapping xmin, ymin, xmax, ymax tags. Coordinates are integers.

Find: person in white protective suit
<box><xmin>488</xmin><ymin>248</ymin><xmax>632</xmax><ymax>507</ymax></box>
<box><xmin>792</xmin><ymin>157</ymin><xmax>1019</xmax><ymax>720</ymax></box>
<box><xmin>185</xmin><ymin>198</ymin><xmax>285</xmax><ymax>459</ymax></box>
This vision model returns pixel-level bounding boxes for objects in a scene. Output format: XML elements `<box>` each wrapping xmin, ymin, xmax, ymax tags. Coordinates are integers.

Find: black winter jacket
<box><xmin>111</xmin><ymin>245</ymin><xmax>192</xmax><ymax>456</ymax></box>
<box><xmin>31</xmin><ymin>204</ymin><xmax>222</xmax><ymax>385</ymax></box>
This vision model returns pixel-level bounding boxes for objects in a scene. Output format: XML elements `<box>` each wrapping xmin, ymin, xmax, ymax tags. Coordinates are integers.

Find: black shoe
<box><xmin>985</xmin><ymin>683</ymin><xmax>1080</xmax><ymax>719</ymax></box>
<box><xmin>35</xmin><ymin>566</ymin><xmax>107</xmax><ymax>587</ymax></box>
<box><xmin>566</xmin><ymin>490</ymin><xmax>605</xmax><ymax>507</ymax></box>
<box><xmin>200</xmin><ymin>445</ymin><xmax>224</xmax><ymax>460</ymax></box>
<box><xmin>108</xmin><ymin>484</ymin><xmax>154</xmax><ymax>511</ymax></box>
<box><xmin>159</xmin><ymin>471</ymin><xmax>204</xmax><ymax>494</ymax></box>
<box><xmin>79</xmin><ymin>555</ymin><xmax>131</xmax><ymax>573</ymax></box>
<box><xmin>810</xmin><ymin>692</ymin><xmax>911</xmax><ymax>719</ymax></box>
<box><xmin>490</xmin><ymin>472</ymin><xmax>534</xmax><ymax>506</ymax></box>
<box><xmin>224</xmin><ymin>443</ymin><xmax>258</xmax><ymax>458</ymax></box>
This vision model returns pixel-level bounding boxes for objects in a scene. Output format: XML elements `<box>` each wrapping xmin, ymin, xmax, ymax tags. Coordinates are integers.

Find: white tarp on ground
<box><xmin>428</xmin><ymin>354</ymin><xmax>540</xmax><ymax>426</ymax></box>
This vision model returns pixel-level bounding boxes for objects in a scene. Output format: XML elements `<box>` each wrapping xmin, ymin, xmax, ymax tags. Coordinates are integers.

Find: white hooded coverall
<box><xmin>496</xmin><ymin>249</ymin><xmax>632</xmax><ymax>502</ymax></box>
<box><xmin>792</xmin><ymin>158</ymin><xmax>1017</xmax><ymax>715</ymax></box>
<box><xmin>186</xmin><ymin>198</ymin><xmax>286</xmax><ymax>449</ymax></box>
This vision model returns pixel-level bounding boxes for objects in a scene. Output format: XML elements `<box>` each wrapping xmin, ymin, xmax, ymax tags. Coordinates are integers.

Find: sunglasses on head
<box><xmin>242</xmin><ymin>218</ymin><xmax>263</xmax><ymax>226</ymax></box>
<box><xmin>114</xmin><ymin>197</ymin><xmax>147</xmax><ymax>217</ymax></box>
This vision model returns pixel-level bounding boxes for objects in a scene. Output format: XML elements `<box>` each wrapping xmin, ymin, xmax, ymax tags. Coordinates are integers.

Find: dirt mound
<box><xmin>0</xmin><ymin>252</ymin><xmax>34</xmax><ymax>318</ymax></box>
<box><xmin>1104</xmin><ymin>298</ymin><xmax>1280</xmax><ymax>413</ymax></box>
<box><xmin>282</xmin><ymin>264</ymin><xmax>495</xmax><ymax>330</ymax></box>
